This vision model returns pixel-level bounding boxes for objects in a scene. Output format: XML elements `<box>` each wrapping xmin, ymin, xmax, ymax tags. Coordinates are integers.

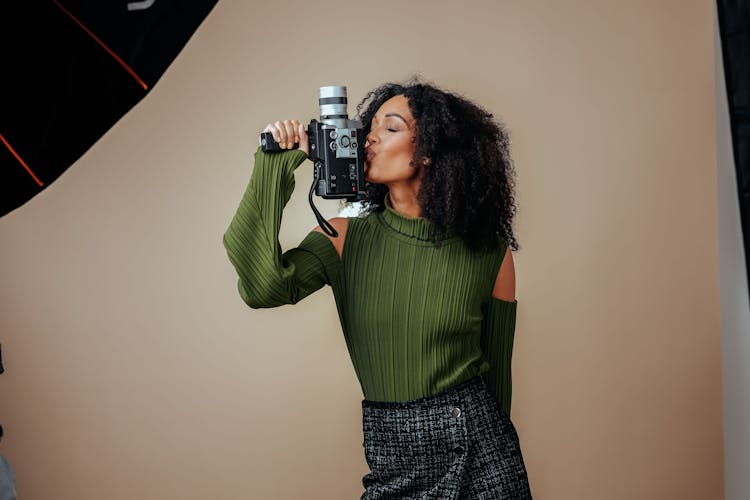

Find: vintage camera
<box><xmin>260</xmin><ymin>85</ymin><xmax>366</xmax><ymax>200</ymax></box>
<box><xmin>260</xmin><ymin>86</ymin><xmax>366</xmax><ymax>236</ymax></box>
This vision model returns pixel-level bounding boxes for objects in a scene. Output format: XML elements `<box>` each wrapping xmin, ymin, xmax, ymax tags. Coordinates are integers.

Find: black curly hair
<box><xmin>353</xmin><ymin>76</ymin><xmax>519</xmax><ymax>254</ymax></box>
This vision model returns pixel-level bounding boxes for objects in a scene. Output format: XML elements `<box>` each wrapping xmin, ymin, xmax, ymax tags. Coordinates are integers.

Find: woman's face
<box><xmin>364</xmin><ymin>94</ymin><xmax>421</xmax><ymax>185</ymax></box>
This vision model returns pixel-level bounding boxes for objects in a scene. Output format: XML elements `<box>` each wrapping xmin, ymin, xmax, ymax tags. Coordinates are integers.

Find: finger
<box><xmin>265</xmin><ymin>123</ymin><xmax>281</xmax><ymax>144</ymax></box>
<box><xmin>273</xmin><ymin>121</ymin><xmax>287</xmax><ymax>146</ymax></box>
<box><xmin>263</xmin><ymin>123</ymin><xmax>278</xmax><ymax>138</ymax></box>
<box><xmin>283</xmin><ymin>120</ymin><xmax>296</xmax><ymax>148</ymax></box>
<box><xmin>260</xmin><ymin>123</ymin><xmax>274</xmax><ymax>146</ymax></box>
<box><xmin>290</xmin><ymin>119</ymin><xmax>301</xmax><ymax>144</ymax></box>
<box><xmin>297</xmin><ymin>123</ymin><xmax>310</xmax><ymax>156</ymax></box>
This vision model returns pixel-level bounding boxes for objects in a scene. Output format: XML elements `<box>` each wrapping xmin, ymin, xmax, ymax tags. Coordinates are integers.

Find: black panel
<box><xmin>716</xmin><ymin>0</ymin><xmax>750</xmax><ymax>307</ymax></box>
<box><xmin>0</xmin><ymin>0</ymin><xmax>218</xmax><ymax>217</ymax></box>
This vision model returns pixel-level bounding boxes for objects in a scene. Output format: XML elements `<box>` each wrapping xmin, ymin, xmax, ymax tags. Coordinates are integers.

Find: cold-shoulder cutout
<box><xmin>491</xmin><ymin>245</ymin><xmax>515</xmax><ymax>302</ymax></box>
<box><xmin>312</xmin><ymin>217</ymin><xmax>349</xmax><ymax>261</ymax></box>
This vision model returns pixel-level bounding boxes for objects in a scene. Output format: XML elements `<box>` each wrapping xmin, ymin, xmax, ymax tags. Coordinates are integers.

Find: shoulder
<box><xmin>312</xmin><ymin>217</ymin><xmax>349</xmax><ymax>259</ymax></box>
<box><xmin>491</xmin><ymin>244</ymin><xmax>515</xmax><ymax>301</ymax></box>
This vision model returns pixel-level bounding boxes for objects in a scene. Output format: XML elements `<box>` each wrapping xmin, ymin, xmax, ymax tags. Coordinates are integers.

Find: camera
<box><xmin>260</xmin><ymin>86</ymin><xmax>366</xmax><ymax>202</ymax></box>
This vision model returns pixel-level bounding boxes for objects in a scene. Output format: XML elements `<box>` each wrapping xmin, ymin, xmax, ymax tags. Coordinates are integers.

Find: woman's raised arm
<box><xmin>222</xmin><ymin>121</ymin><xmax>334</xmax><ymax>308</ymax></box>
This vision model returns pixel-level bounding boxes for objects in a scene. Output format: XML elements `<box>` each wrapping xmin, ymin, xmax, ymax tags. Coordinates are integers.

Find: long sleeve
<box><xmin>479</xmin><ymin>297</ymin><xmax>518</xmax><ymax>418</ymax></box>
<box><xmin>222</xmin><ymin>146</ymin><xmax>332</xmax><ymax>308</ymax></box>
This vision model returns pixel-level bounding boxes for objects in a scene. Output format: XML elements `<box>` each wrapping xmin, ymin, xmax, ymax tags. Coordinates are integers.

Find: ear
<box><xmin>422</xmin><ymin>156</ymin><xmax>431</xmax><ymax>166</ymax></box>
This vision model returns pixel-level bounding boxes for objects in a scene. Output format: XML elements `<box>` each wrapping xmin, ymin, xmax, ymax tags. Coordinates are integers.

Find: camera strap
<box><xmin>308</xmin><ymin>170</ymin><xmax>339</xmax><ymax>238</ymax></box>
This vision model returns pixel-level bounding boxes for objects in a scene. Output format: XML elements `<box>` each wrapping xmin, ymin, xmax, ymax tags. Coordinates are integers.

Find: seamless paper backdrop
<box><xmin>0</xmin><ymin>1</ymin><xmax>721</xmax><ymax>499</ymax></box>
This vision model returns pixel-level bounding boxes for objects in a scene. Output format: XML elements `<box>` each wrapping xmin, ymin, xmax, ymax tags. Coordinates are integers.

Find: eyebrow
<box><xmin>372</xmin><ymin>113</ymin><xmax>410</xmax><ymax>127</ymax></box>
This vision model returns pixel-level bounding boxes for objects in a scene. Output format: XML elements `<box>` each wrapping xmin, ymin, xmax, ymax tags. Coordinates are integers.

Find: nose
<box><xmin>365</xmin><ymin>129</ymin><xmax>379</xmax><ymax>147</ymax></box>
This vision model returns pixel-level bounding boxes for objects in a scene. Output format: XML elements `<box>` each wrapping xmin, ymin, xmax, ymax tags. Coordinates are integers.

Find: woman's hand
<box><xmin>260</xmin><ymin>119</ymin><xmax>309</xmax><ymax>157</ymax></box>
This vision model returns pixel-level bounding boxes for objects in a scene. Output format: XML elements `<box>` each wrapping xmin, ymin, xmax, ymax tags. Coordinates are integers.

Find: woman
<box><xmin>223</xmin><ymin>79</ymin><xmax>532</xmax><ymax>499</ymax></box>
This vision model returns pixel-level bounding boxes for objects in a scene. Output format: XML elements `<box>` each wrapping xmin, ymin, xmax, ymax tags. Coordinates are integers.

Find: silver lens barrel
<box><xmin>319</xmin><ymin>86</ymin><xmax>348</xmax><ymax>128</ymax></box>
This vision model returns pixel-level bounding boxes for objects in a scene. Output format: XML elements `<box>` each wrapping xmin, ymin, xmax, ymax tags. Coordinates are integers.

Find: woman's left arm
<box><xmin>480</xmin><ymin>245</ymin><xmax>518</xmax><ymax>417</ymax></box>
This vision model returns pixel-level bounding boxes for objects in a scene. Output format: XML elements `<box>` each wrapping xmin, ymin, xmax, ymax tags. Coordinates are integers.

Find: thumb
<box><xmin>298</xmin><ymin>123</ymin><xmax>310</xmax><ymax>156</ymax></box>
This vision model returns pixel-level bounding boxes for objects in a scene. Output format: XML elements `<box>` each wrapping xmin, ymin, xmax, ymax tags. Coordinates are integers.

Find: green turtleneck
<box><xmin>223</xmin><ymin>147</ymin><xmax>519</xmax><ymax>416</ymax></box>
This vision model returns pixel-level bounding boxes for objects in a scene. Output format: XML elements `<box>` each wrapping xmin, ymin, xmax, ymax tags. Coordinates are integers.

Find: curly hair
<box><xmin>352</xmin><ymin>77</ymin><xmax>519</xmax><ymax>254</ymax></box>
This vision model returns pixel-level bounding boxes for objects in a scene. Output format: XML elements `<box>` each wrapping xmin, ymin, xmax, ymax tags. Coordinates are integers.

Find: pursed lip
<box><xmin>365</xmin><ymin>149</ymin><xmax>376</xmax><ymax>162</ymax></box>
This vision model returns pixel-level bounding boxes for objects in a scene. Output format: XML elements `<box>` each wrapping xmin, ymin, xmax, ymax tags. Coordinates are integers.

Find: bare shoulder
<box><xmin>312</xmin><ymin>217</ymin><xmax>349</xmax><ymax>260</ymax></box>
<box><xmin>491</xmin><ymin>246</ymin><xmax>516</xmax><ymax>301</ymax></box>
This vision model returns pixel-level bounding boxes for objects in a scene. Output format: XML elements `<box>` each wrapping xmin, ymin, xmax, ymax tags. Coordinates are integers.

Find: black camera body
<box><xmin>308</xmin><ymin>119</ymin><xmax>366</xmax><ymax>200</ymax></box>
<box><xmin>260</xmin><ymin>86</ymin><xmax>366</xmax><ymax>201</ymax></box>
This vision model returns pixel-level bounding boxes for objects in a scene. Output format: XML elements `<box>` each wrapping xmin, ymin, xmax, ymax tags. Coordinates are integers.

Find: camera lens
<box><xmin>319</xmin><ymin>86</ymin><xmax>348</xmax><ymax>128</ymax></box>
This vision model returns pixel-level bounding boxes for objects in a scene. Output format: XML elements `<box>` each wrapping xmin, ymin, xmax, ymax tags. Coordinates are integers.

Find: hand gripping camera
<box><xmin>260</xmin><ymin>86</ymin><xmax>366</xmax><ymax>237</ymax></box>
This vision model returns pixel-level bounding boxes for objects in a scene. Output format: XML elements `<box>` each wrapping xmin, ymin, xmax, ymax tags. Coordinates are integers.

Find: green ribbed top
<box><xmin>223</xmin><ymin>147</ymin><xmax>519</xmax><ymax>416</ymax></box>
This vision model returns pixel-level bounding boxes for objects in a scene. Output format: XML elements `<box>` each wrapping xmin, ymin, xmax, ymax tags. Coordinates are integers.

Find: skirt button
<box><xmin>451</xmin><ymin>406</ymin><xmax>462</xmax><ymax>418</ymax></box>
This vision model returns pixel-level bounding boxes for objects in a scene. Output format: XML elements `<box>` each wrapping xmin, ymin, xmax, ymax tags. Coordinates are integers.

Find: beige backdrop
<box><xmin>0</xmin><ymin>0</ymin><xmax>722</xmax><ymax>498</ymax></box>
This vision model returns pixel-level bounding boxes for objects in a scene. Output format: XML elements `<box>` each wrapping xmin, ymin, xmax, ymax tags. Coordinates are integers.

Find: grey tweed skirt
<box><xmin>360</xmin><ymin>376</ymin><xmax>532</xmax><ymax>499</ymax></box>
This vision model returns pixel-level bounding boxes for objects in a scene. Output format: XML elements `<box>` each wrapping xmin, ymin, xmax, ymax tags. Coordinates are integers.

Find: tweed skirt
<box><xmin>360</xmin><ymin>376</ymin><xmax>532</xmax><ymax>499</ymax></box>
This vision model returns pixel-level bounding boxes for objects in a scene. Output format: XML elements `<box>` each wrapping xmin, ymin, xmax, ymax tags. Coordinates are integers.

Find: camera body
<box><xmin>260</xmin><ymin>86</ymin><xmax>367</xmax><ymax>201</ymax></box>
<box><xmin>307</xmin><ymin>118</ymin><xmax>366</xmax><ymax>200</ymax></box>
